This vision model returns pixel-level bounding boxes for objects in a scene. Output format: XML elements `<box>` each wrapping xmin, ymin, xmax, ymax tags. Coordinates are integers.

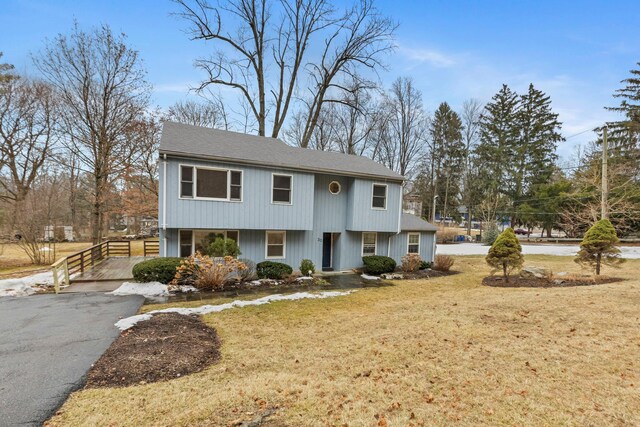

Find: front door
<box><xmin>322</xmin><ymin>233</ymin><xmax>333</xmax><ymax>271</ymax></box>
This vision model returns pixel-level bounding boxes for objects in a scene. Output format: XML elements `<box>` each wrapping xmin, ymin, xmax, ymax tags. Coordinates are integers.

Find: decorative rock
<box><xmin>520</xmin><ymin>266</ymin><xmax>552</xmax><ymax>279</ymax></box>
<box><xmin>381</xmin><ymin>273</ymin><xmax>404</xmax><ymax>280</ymax></box>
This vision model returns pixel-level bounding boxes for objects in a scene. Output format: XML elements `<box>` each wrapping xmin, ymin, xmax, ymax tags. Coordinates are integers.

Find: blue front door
<box><xmin>322</xmin><ymin>233</ymin><xmax>332</xmax><ymax>270</ymax></box>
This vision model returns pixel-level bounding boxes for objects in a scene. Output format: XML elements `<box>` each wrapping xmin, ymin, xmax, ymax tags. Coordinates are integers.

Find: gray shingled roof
<box><xmin>159</xmin><ymin>121</ymin><xmax>404</xmax><ymax>181</ymax></box>
<box><xmin>401</xmin><ymin>213</ymin><xmax>437</xmax><ymax>232</ymax></box>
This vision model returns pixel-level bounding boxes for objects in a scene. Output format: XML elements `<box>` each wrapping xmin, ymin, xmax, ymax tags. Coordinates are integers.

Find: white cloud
<box><xmin>155</xmin><ymin>82</ymin><xmax>197</xmax><ymax>93</ymax></box>
<box><xmin>399</xmin><ymin>45</ymin><xmax>457</xmax><ymax>68</ymax></box>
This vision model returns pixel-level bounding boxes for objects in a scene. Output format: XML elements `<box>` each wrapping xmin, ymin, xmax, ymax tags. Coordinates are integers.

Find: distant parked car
<box><xmin>514</xmin><ymin>228</ymin><xmax>529</xmax><ymax>235</ymax></box>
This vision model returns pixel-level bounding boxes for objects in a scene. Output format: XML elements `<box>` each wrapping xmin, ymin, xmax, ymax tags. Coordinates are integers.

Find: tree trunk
<box><xmin>596</xmin><ymin>252</ymin><xmax>601</xmax><ymax>275</ymax></box>
<box><xmin>466</xmin><ymin>206</ymin><xmax>472</xmax><ymax>236</ymax></box>
<box><xmin>503</xmin><ymin>262</ymin><xmax>508</xmax><ymax>283</ymax></box>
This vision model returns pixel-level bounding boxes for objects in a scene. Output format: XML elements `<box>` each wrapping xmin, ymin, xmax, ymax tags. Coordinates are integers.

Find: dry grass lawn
<box><xmin>48</xmin><ymin>255</ymin><xmax>640</xmax><ymax>426</ymax></box>
<box><xmin>0</xmin><ymin>240</ymin><xmax>147</xmax><ymax>277</ymax></box>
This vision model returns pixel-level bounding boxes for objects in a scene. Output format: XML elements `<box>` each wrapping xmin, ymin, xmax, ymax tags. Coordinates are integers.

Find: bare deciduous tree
<box><xmin>0</xmin><ymin>77</ymin><xmax>58</xmax><ymax>217</ymax></box>
<box><xmin>374</xmin><ymin>77</ymin><xmax>426</xmax><ymax>178</ymax></box>
<box><xmin>166</xmin><ymin>98</ymin><xmax>228</xmax><ymax>129</ymax></box>
<box><xmin>461</xmin><ymin>98</ymin><xmax>483</xmax><ymax>234</ymax></box>
<box><xmin>34</xmin><ymin>23</ymin><xmax>152</xmax><ymax>244</ymax></box>
<box><xmin>175</xmin><ymin>0</ymin><xmax>395</xmax><ymax>144</ymax></box>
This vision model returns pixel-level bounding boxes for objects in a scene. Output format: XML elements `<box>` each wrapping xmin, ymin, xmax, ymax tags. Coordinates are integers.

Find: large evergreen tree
<box><xmin>606</xmin><ymin>61</ymin><xmax>640</xmax><ymax>152</ymax></box>
<box><xmin>476</xmin><ymin>84</ymin><xmax>563</xmax><ymax>225</ymax></box>
<box><xmin>425</xmin><ymin>102</ymin><xmax>465</xmax><ymax>221</ymax></box>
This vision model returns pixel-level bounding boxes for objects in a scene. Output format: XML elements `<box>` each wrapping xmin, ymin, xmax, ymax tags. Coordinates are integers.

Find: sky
<box><xmin>2</xmin><ymin>0</ymin><xmax>639</xmax><ymax>162</ymax></box>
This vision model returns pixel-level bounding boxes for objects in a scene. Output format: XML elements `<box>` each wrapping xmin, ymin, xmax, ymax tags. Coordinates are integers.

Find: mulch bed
<box><xmin>86</xmin><ymin>313</ymin><xmax>221</xmax><ymax>388</ymax></box>
<box><xmin>401</xmin><ymin>270</ymin><xmax>460</xmax><ymax>280</ymax></box>
<box><xmin>482</xmin><ymin>275</ymin><xmax>624</xmax><ymax>288</ymax></box>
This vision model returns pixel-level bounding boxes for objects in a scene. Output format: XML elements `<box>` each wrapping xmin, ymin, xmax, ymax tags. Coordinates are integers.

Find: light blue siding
<box><xmin>160</xmin><ymin>157</ymin><xmax>314</xmax><ymax>230</ymax></box>
<box><xmin>346</xmin><ymin>178</ymin><xmax>402</xmax><ymax>232</ymax></box>
<box><xmin>388</xmin><ymin>231</ymin><xmax>436</xmax><ymax>265</ymax></box>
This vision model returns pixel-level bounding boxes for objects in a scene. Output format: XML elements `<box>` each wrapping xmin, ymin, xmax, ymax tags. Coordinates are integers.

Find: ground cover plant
<box><xmin>50</xmin><ymin>255</ymin><xmax>640</xmax><ymax>426</ymax></box>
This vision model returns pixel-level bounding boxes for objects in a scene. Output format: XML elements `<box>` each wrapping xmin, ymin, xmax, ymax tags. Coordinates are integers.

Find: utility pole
<box><xmin>601</xmin><ymin>126</ymin><xmax>609</xmax><ymax>220</ymax></box>
<box><xmin>432</xmin><ymin>195</ymin><xmax>439</xmax><ymax>223</ymax></box>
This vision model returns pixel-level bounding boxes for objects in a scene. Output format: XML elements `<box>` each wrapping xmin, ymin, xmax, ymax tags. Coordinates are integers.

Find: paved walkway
<box><xmin>0</xmin><ymin>293</ymin><xmax>144</xmax><ymax>426</ymax></box>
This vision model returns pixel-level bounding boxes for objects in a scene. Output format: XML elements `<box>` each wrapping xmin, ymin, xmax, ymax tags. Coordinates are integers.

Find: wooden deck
<box><xmin>71</xmin><ymin>256</ymin><xmax>149</xmax><ymax>283</ymax></box>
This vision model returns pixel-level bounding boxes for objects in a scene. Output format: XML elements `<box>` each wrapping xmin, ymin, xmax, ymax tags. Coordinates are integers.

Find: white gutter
<box><xmin>388</xmin><ymin>180</ymin><xmax>405</xmax><ymax>257</ymax></box>
<box><xmin>162</xmin><ymin>153</ymin><xmax>167</xmax><ymax>257</ymax></box>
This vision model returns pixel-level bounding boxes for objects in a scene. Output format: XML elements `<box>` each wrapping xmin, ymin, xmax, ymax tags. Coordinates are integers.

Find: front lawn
<box><xmin>49</xmin><ymin>255</ymin><xmax>640</xmax><ymax>426</ymax></box>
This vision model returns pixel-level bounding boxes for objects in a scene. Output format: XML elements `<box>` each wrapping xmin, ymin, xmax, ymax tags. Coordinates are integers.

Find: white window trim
<box><xmin>329</xmin><ymin>181</ymin><xmax>341</xmax><ymax>195</ymax></box>
<box><xmin>271</xmin><ymin>173</ymin><xmax>293</xmax><ymax>205</ymax></box>
<box><xmin>178</xmin><ymin>164</ymin><xmax>243</xmax><ymax>203</ymax></box>
<box><xmin>178</xmin><ymin>229</ymin><xmax>240</xmax><ymax>256</ymax></box>
<box><xmin>371</xmin><ymin>183</ymin><xmax>388</xmax><ymax>210</ymax></box>
<box><xmin>407</xmin><ymin>232</ymin><xmax>420</xmax><ymax>254</ymax></box>
<box><xmin>361</xmin><ymin>232</ymin><xmax>377</xmax><ymax>256</ymax></box>
<box><xmin>265</xmin><ymin>230</ymin><xmax>286</xmax><ymax>259</ymax></box>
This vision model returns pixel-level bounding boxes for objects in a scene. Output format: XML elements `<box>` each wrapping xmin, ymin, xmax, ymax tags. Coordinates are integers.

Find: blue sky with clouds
<box><xmin>2</xmin><ymin>0</ymin><xmax>639</xmax><ymax>161</ymax></box>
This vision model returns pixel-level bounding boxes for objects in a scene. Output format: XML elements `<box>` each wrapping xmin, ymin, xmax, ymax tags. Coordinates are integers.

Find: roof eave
<box><xmin>159</xmin><ymin>149</ymin><xmax>405</xmax><ymax>183</ymax></box>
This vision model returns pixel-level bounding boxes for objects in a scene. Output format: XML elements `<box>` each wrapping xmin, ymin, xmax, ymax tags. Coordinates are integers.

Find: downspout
<box><xmin>162</xmin><ymin>153</ymin><xmax>167</xmax><ymax>257</ymax></box>
<box><xmin>388</xmin><ymin>180</ymin><xmax>404</xmax><ymax>257</ymax></box>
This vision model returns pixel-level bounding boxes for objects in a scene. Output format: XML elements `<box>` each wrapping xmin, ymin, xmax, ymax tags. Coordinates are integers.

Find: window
<box><xmin>180</xmin><ymin>166</ymin><xmax>193</xmax><ymax>198</ymax></box>
<box><xmin>230</xmin><ymin>171</ymin><xmax>242</xmax><ymax>201</ymax></box>
<box><xmin>266</xmin><ymin>231</ymin><xmax>286</xmax><ymax>258</ymax></box>
<box><xmin>179</xmin><ymin>230</ymin><xmax>193</xmax><ymax>257</ymax></box>
<box><xmin>372</xmin><ymin>184</ymin><xmax>387</xmax><ymax>209</ymax></box>
<box><xmin>362</xmin><ymin>232</ymin><xmax>377</xmax><ymax>256</ymax></box>
<box><xmin>197</xmin><ymin>168</ymin><xmax>227</xmax><ymax>199</ymax></box>
<box><xmin>180</xmin><ymin>165</ymin><xmax>242</xmax><ymax>201</ymax></box>
<box><xmin>329</xmin><ymin>181</ymin><xmax>341</xmax><ymax>195</ymax></box>
<box><xmin>193</xmin><ymin>230</ymin><xmax>240</xmax><ymax>254</ymax></box>
<box><xmin>407</xmin><ymin>233</ymin><xmax>420</xmax><ymax>254</ymax></box>
<box><xmin>272</xmin><ymin>174</ymin><xmax>292</xmax><ymax>204</ymax></box>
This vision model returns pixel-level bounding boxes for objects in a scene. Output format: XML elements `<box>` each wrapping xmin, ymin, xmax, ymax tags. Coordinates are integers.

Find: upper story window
<box><xmin>272</xmin><ymin>174</ymin><xmax>292</xmax><ymax>204</ymax></box>
<box><xmin>407</xmin><ymin>232</ymin><xmax>420</xmax><ymax>254</ymax></box>
<box><xmin>180</xmin><ymin>165</ymin><xmax>242</xmax><ymax>201</ymax></box>
<box><xmin>371</xmin><ymin>184</ymin><xmax>387</xmax><ymax>209</ymax></box>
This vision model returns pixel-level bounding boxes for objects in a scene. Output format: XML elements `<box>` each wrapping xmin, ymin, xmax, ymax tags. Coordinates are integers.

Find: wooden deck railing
<box><xmin>143</xmin><ymin>240</ymin><xmax>160</xmax><ymax>257</ymax></box>
<box><xmin>51</xmin><ymin>240</ymin><xmax>131</xmax><ymax>293</ymax></box>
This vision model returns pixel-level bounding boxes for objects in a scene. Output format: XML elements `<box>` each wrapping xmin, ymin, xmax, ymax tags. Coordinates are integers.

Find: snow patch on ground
<box><xmin>115</xmin><ymin>290</ymin><xmax>354</xmax><ymax>331</ymax></box>
<box><xmin>360</xmin><ymin>274</ymin><xmax>380</xmax><ymax>280</ymax></box>
<box><xmin>0</xmin><ymin>272</ymin><xmax>54</xmax><ymax>298</ymax></box>
<box><xmin>110</xmin><ymin>282</ymin><xmax>199</xmax><ymax>297</ymax></box>
<box><xmin>437</xmin><ymin>243</ymin><xmax>640</xmax><ymax>259</ymax></box>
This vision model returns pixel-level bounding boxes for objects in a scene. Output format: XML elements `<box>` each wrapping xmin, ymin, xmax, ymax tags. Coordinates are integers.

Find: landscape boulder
<box><xmin>520</xmin><ymin>266</ymin><xmax>552</xmax><ymax>280</ymax></box>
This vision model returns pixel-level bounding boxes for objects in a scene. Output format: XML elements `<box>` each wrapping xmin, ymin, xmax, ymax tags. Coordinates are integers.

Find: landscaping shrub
<box><xmin>237</xmin><ymin>258</ymin><xmax>257</xmax><ymax>281</ymax></box>
<box><xmin>482</xmin><ymin>226</ymin><xmax>500</xmax><ymax>246</ymax></box>
<box><xmin>132</xmin><ymin>257</ymin><xmax>183</xmax><ymax>284</ymax></box>
<box><xmin>172</xmin><ymin>253</ymin><xmax>246</xmax><ymax>290</ymax></box>
<box><xmin>256</xmin><ymin>261</ymin><xmax>293</xmax><ymax>279</ymax></box>
<box><xmin>299</xmin><ymin>259</ymin><xmax>316</xmax><ymax>276</ymax></box>
<box><xmin>206</xmin><ymin>237</ymin><xmax>241</xmax><ymax>258</ymax></box>
<box><xmin>420</xmin><ymin>261</ymin><xmax>432</xmax><ymax>270</ymax></box>
<box><xmin>362</xmin><ymin>255</ymin><xmax>396</xmax><ymax>275</ymax></box>
<box><xmin>575</xmin><ymin>219</ymin><xmax>624</xmax><ymax>275</ymax></box>
<box><xmin>433</xmin><ymin>254</ymin><xmax>455</xmax><ymax>272</ymax></box>
<box><xmin>401</xmin><ymin>253</ymin><xmax>423</xmax><ymax>273</ymax></box>
<box><xmin>485</xmin><ymin>228</ymin><xmax>523</xmax><ymax>282</ymax></box>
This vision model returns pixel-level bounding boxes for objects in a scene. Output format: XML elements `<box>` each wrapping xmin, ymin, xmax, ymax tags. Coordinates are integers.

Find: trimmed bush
<box><xmin>257</xmin><ymin>261</ymin><xmax>293</xmax><ymax>279</ymax></box>
<box><xmin>575</xmin><ymin>219</ymin><xmax>624</xmax><ymax>275</ymax></box>
<box><xmin>486</xmin><ymin>228</ymin><xmax>523</xmax><ymax>282</ymax></box>
<box><xmin>132</xmin><ymin>257</ymin><xmax>183</xmax><ymax>284</ymax></box>
<box><xmin>299</xmin><ymin>259</ymin><xmax>316</xmax><ymax>276</ymax></box>
<box><xmin>362</xmin><ymin>255</ymin><xmax>396</xmax><ymax>275</ymax></box>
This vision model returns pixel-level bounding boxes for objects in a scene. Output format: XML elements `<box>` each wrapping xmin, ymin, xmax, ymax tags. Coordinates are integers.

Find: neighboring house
<box><xmin>158</xmin><ymin>122</ymin><xmax>437</xmax><ymax>271</ymax></box>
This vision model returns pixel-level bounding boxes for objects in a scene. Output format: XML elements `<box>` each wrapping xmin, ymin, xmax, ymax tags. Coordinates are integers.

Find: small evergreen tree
<box><xmin>207</xmin><ymin>238</ymin><xmax>241</xmax><ymax>258</ymax></box>
<box><xmin>575</xmin><ymin>219</ymin><xmax>624</xmax><ymax>275</ymax></box>
<box><xmin>486</xmin><ymin>228</ymin><xmax>524</xmax><ymax>282</ymax></box>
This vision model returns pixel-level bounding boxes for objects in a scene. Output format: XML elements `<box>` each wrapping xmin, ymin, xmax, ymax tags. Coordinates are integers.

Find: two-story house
<box><xmin>158</xmin><ymin>122</ymin><xmax>436</xmax><ymax>271</ymax></box>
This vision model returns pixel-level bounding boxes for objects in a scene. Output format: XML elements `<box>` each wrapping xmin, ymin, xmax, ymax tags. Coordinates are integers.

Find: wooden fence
<box><xmin>143</xmin><ymin>240</ymin><xmax>160</xmax><ymax>257</ymax></box>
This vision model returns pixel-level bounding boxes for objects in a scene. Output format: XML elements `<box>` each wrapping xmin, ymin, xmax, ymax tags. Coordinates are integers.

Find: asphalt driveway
<box><xmin>0</xmin><ymin>293</ymin><xmax>144</xmax><ymax>426</ymax></box>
